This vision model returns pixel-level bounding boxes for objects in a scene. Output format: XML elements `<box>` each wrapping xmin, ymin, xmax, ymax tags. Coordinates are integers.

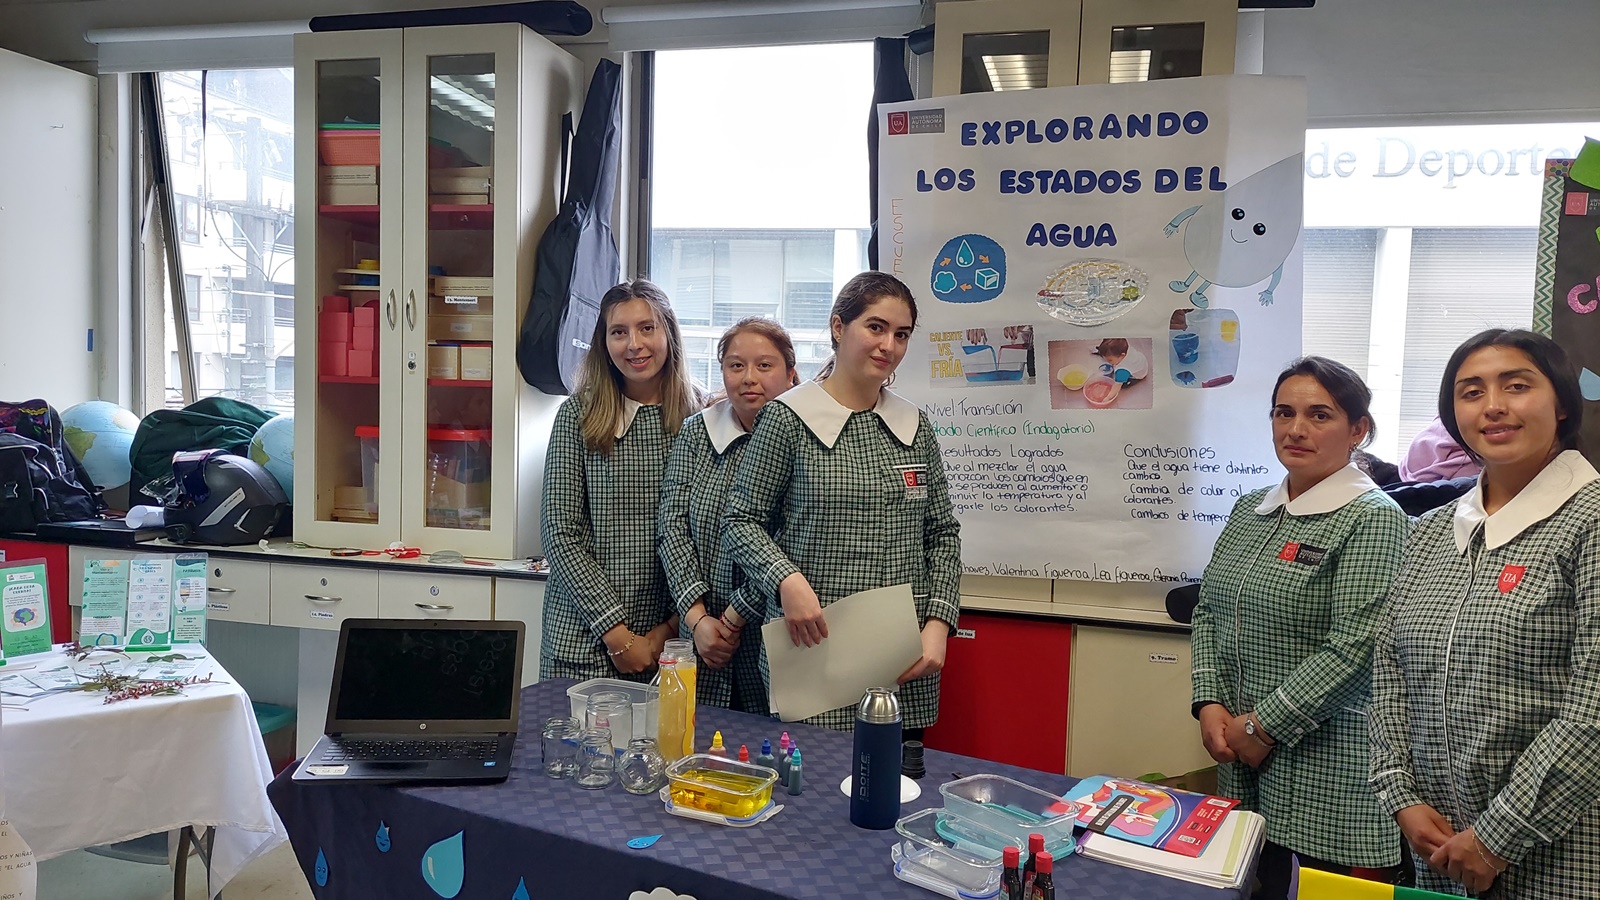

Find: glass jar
<box><xmin>540</xmin><ymin>716</ymin><xmax>581</xmax><ymax>779</ymax></box>
<box><xmin>586</xmin><ymin>690</ymin><xmax>634</xmax><ymax>742</ymax></box>
<box><xmin>618</xmin><ymin>738</ymin><xmax>668</xmax><ymax>795</ymax></box>
<box><xmin>576</xmin><ymin>726</ymin><xmax>616</xmax><ymax>790</ymax></box>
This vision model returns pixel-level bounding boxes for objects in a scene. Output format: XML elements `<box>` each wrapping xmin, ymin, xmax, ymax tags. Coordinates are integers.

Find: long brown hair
<box><xmin>718</xmin><ymin>316</ymin><xmax>800</xmax><ymax>388</ymax></box>
<box><xmin>816</xmin><ymin>271</ymin><xmax>919</xmax><ymax>382</ymax></box>
<box><xmin>575</xmin><ymin>279</ymin><xmax>700</xmax><ymax>454</ymax></box>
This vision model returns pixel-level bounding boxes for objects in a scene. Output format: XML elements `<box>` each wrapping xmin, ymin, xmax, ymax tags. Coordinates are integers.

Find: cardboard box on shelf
<box><xmin>348</xmin><ymin>349</ymin><xmax>375</xmax><ymax>378</ymax></box>
<box><xmin>429</xmin><ymin>174</ymin><xmax>491</xmax><ymax>194</ymax></box>
<box><xmin>427</xmin><ymin>344</ymin><xmax>460</xmax><ymax>379</ymax></box>
<box><xmin>459</xmin><ymin>344</ymin><xmax>492</xmax><ymax>381</ymax></box>
<box><xmin>430</xmin><ymin>166</ymin><xmax>491</xmax><ymax>180</ymax></box>
<box><xmin>427</xmin><ymin>314</ymin><xmax>494</xmax><ymax>343</ymax></box>
<box><xmin>426</xmin><ymin>474</ymin><xmax>491</xmax><ymax>529</ymax></box>
<box><xmin>430</xmin><ymin>193</ymin><xmax>489</xmax><ymax>205</ymax></box>
<box><xmin>319</xmin><ymin>165</ymin><xmax>379</xmax><ymax>185</ymax></box>
<box><xmin>319</xmin><ymin>342</ymin><xmax>349</xmax><ymax>377</ymax></box>
<box><xmin>431</xmin><ymin>275</ymin><xmax>494</xmax><ymax>295</ymax></box>
<box><xmin>333</xmin><ymin>486</ymin><xmax>366</xmax><ymax>510</ymax></box>
<box><xmin>322</xmin><ymin>183</ymin><xmax>378</xmax><ymax>205</ymax></box>
<box><xmin>351</xmin><ymin>304</ymin><xmax>377</xmax><ymax>329</ymax></box>
<box><xmin>350</xmin><ymin>326</ymin><xmax>375</xmax><ymax>351</ymax></box>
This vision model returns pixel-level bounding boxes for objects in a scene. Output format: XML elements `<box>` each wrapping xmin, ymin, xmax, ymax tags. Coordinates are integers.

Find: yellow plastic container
<box><xmin>666</xmin><ymin>754</ymin><xmax>778</xmax><ymax>820</ymax></box>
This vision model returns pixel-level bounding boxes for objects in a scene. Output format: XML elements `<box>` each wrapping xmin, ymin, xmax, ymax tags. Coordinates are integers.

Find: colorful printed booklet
<box><xmin>1069</xmin><ymin>775</ymin><xmax>1240</xmax><ymax>858</ymax></box>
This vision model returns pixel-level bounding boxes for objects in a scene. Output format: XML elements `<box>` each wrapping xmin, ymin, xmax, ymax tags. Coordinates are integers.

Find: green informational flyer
<box><xmin>171</xmin><ymin>554</ymin><xmax>208</xmax><ymax>645</ymax></box>
<box><xmin>125</xmin><ymin>557</ymin><xmax>173</xmax><ymax>648</ymax></box>
<box><xmin>1</xmin><ymin>559</ymin><xmax>52</xmax><ymax>658</ymax></box>
<box><xmin>80</xmin><ymin>558</ymin><xmax>130</xmax><ymax>646</ymax></box>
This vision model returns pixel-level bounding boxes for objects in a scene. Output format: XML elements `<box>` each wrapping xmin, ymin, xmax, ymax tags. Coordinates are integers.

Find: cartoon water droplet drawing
<box><xmin>1164</xmin><ymin>154</ymin><xmax>1304</xmax><ymax>307</ymax></box>
<box><xmin>314</xmin><ymin>849</ymin><xmax>329</xmax><ymax>887</ymax></box>
<box><xmin>1581</xmin><ymin>367</ymin><xmax>1600</xmax><ymax>402</ymax></box>
<box><xmin>627</xmin><ymin>834</ymin><xmax>663</xmax><ymax>849</ymax></box>
<box><xmin>376</xmin><ymin>821</ymin><xmax>391</xmax><ymax>853</ymax></box>
<box><xmin>955</xmin><ymin>240</ymin><xmax>975</xmax><ymax>267</ymax></box>
<box><xmin>512</xmin><ymin>877</ymin><xmax>531</xmax><ymax>900</ymax></box>
<box><xmin>421</xmin><ymin>831</ymin><xmax>466</xmax><ymax>898</ymax></box>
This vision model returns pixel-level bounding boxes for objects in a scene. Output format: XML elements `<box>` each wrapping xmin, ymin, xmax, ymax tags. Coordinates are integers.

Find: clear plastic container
<box><xmin>893</xmin><ymin>808</ymin><xmax>1020</xmax><ymax>896</ymax></box>
<box><xmin>939</xmin><ymin>773</ymin><xmax>1081</xmax><ymax>858</ymax></box>
<box><xmin>425</xmin><ymin>427</ymin><xmax>491</xmax><ymax>530</ymax></box>
<box><xmin>354</xmin><ymin>425</ymin><xmax>380</xmax><ymax>515</ymax></box>
<box><xmin>656</xmin><ymin>638</ymin><xmax>697</xmax><ymax>763</ymax></box>
<box><xmin>665</xmin><ymin>754</ymin><xmax>778</xmax><ymax>820</ymax></box>
<box><xmin>567</xmin><ymin>678</ymin><xmax>656</xmax><ymax>741</ymax></box>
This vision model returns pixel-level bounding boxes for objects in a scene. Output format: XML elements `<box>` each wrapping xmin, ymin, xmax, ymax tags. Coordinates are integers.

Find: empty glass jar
<box><xmin>576</xmin><ymin>726</ymin><xmax>616</xmax><ymax>790</ymax></box>
<box><xmin>618</xmin><ymin>737</ymin><xmax>667</xmax><ymax>795</ymax></box>
<box><xmin>540</xmin><ymin>716</ymin><xmax>580</xmax><ymax>779</ymax></box>
<box><xmin>586</xmin><ymin>691</ymin><xmax>634</xmax><ymax>742</ymax></box>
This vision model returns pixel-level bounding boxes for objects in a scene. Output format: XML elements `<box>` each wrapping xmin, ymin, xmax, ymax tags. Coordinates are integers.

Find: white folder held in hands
<box><xmin>761</xmin><ymin>583</ymin><xmax>923</xmax><ymax>722</ymax></box>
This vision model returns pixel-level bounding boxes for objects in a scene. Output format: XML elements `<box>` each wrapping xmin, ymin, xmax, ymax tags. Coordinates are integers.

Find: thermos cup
<box><xmin>850</xmin><ymin>687</ymin><xmax>902</xmax><ymax>830</ymax></box>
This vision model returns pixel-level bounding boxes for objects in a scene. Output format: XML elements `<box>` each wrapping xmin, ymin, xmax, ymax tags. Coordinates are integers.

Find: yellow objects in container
<box><xmin>666</xmin><ymin>754</ymin><xmax>778</xmax><ymax>819</ymax></box>
<box><xmin>656</xmin><ymin>638</ymin><xmax>697</xmax><ymax>763</ymax></box>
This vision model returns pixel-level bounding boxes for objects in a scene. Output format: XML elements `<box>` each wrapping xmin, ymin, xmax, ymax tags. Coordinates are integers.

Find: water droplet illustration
<box><xmin>420</xmin><ymin>831</ymin><xmax>466</xmax><ymax>898</ymax></box>
<box><xmin>512</xmin><ymin>877</ymin><xmax>531</xmax><ymax>900</ymax></box>
<box><xmin>955</xmin><ymin>240</ymin><xmax>975</xmax><ymax>267</ymax></box>
<box><xmin>627</xmin><ymin>834</ymin><xmax>662</xmax><ymax>849</ymax></box>
<box><xmin>314</xmin><ymin>849</ymin><xmax>329</xmax><ymax>886</ymax></box>
<box><xmin>376</xmin><ymin>821</ymin><xmax>391</xmax><ymax>852</ymax></box>
<box><xmin>1581</xmin><ymin>366</ymin><xmax>1600</xmax><ymax>402</ymax></box>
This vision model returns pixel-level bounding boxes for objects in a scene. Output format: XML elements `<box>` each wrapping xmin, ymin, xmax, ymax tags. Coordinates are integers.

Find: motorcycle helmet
<box><xmin>164</xmin><ymin>449</ymin><xmax>288</xmax><ymax>544</ymax></box>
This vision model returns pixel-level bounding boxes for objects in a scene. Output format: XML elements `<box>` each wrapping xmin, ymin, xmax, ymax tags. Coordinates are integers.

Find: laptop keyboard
<box><xmin>322</xmin><ymin>738</ymin><xmax>499</xmax><ymax>762</ymax></box>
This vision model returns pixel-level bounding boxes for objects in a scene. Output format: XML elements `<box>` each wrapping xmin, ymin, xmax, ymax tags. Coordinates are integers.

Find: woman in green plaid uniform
<box><xmin>658</xmin><ymin>318</ymin><xmax>799</xmax><ymax>714</ymax></box>
<box><xmin>724</xmin><ymin>272</ymin><xmax>961</xmax><ymax>731</ymax></box>
<box><xmin>1191</xmin><ymin>357</ymin><xmax>1407</xmax><ymax>900</ymax></box>
<box><xmin>539</xmin><ymin>280</ymin><xmax>701</xmax><ymax>683</ymax></box>
<box><xmin>1370</xmin><ymin>329</ymin><xmax>1600</xmax><ymax>899</ymax></box>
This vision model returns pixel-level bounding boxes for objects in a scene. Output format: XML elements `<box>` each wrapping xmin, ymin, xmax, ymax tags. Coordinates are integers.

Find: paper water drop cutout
<box><xmin>314</xmin><ymin>849</ymin><xmax>329</xmax><ymax>886</ymax></box>
<box><xmin>955</xmin><ymin>240</ymin><xmax>975</xmax><ymax>267</ymax></box>
<box><xmin>1582</xmin><ymin>367</ymin><xmax>1600</xmax><ymax>402</ymax></box>
<box><xmin>512</xmin><ymin>877</ymin><xmax>531</xmax><ymax>900</ymax></box>
<box><xmin>627</xmin><ymin>834</ymin><xmax>663</xmax><ymax>849</ymax></box>
<box><xmin>421</xmin><ymin>831</ymin><xmax>466</xmax><ymax>898</ymax></box>
<box><xmin>376</xmin><ymin>821</ymin><xmax>391</xmax><ymax>852</ymax></box>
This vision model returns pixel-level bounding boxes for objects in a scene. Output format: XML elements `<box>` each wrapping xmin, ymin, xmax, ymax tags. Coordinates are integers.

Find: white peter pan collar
<box><xmin>774</xmin><ymin>380</ymin><xmax>920</xmax><ymax>449</ymax></box>
<box><xmin>701</xmin><ymin>399</ymin><xmax>748</xmax><ymax>455</ymax></box>
<box><xmin>1453</xmin><ymin>449</ymin><xmax>1599</xmax><ymax>553</ymax></box>
<box><xmin>615</xmin><ymin>397</ymin><xmax>643</xmax><ymax>440</ymax></box>
<box><xmin>1255</xmin><ymin>463</ymin><xmax>1380</xmax><ymax>516</ymax></box>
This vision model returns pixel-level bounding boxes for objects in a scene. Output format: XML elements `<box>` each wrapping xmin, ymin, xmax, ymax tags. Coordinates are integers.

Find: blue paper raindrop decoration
<box><xmin>627</xmin><ymin>834</ymin><xmax>663</xmax><ymax>849</ymax></box>
<box><xmin>376</xmin><ymin>821</ymin><xmax>391</xmax><ymax>852</ymax></box>
<box><xmin>512</xmin><ymin>877</ymin><xmax>531</xmax><ymax>900</ymax></box>
<box><xmin>1580</xmin><ymin>367</ymin><xmax>1600</xmax><ymax>402</ymax></box>
<box><xmin>421</xmin><ymin>831</ymin><xmax>466</xmax><ymax>898</ymax></box>
<box><xmin>314</xmin><ymin>849</ymin><xmax>329</xmax><ymax>886</ymax></box>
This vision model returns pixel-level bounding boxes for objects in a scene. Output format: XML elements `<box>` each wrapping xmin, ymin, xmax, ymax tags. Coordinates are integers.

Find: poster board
<box><xmin>1544</xmin><ymin>154</ymin><xmax>1600</xmax><ymax>468</ymax></box>
<box><xmin>79</xmin><ymin>553</ymin><xmax>208</xmax><ymax>648</ymax></box>
<box><xmin>878</xmin><ymin>75</ymin><xmax>1305</xmax><ymax>581</ymax></box>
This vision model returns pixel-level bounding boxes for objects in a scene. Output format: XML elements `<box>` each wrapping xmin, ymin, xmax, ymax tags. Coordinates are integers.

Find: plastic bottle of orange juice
<box><xmin>656</xmin><ymin>638</ymin><xmax>697</xmax><ymax>763</ymax></box>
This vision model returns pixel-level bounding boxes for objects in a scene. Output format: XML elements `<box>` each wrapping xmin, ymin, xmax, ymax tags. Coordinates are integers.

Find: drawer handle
<box><xmin>414</xmin><ymin>603</ymin><xmax>454</xmax><ymax>611</ymax></box>
<box><xmin>304</xmin><ymin>594</ymin><xmax>343</xmax><ymax>603</ymax></box>
<box><xmin>207</xmin><ymin>586</ymin><xmax>237</xmax><ymax>594</ymax></box>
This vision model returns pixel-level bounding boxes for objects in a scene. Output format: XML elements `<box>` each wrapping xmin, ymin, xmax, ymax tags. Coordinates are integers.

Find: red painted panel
<box><xmin>0</xmin><ymin>539</ymin><xmax>71</xmax><ymax>643</ymax></box>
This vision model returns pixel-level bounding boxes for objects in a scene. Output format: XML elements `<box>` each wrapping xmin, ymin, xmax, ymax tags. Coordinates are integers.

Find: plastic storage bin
<box><xmin>567</xmin><ymin>678</ymin><xmax>657</xmax><ymax>740</ymax></box>
<box><xmin>892</xmin><ymin>808</ymin><xmax>1020</xmax><ymax>897</ymax></box>
<box><xmin>664</xmin><ymin>754</ymin><xmax>778</xmax><ymax>820</ymax></box>
<box><xmin>354</xmin><ymin>425</ymin><xmax>380</xmax><ymax>515</ymax></box>
<box><xmin>939</xmin><ymin>773</ymin><xmax>1081</xmax><ymax>858</ymax></box>
<box><xmin>425</xmin><ymin>428</ymin><xmax>491</xmax><ymax>530</ymax></box>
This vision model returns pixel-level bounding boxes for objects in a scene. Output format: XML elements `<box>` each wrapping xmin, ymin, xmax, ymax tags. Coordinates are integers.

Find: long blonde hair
<box><xmin>575</xmin><ymin>279</ymin><xmax>700</xmax><ymax>454</ymax></box>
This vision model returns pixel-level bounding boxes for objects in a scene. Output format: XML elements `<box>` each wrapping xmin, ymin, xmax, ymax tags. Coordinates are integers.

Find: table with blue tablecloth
<box><xmin>268</xmin><ymin>679</ymin><xmax>1249</xmax><ymax>899</ymax></box>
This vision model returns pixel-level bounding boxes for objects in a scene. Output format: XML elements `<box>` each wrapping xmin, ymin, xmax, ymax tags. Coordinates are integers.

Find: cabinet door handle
<box><xmin>386</xmin><ymin>289</ymin><xmax>398</xmax><ymax>328</ymax></box>
<box><xmin>414</xmin><ymin>602</ymin><xmax>454</xmax><ymax>611</ymax></box>
<box><xmin>304</xmin><ymin>594</ymin><xmax>343</xmax><ymax>603</ymax></box>
<box><xmin>405</xmin><ymin>289</ymin><xmax>417</xmax><ymax>330</ymax></box>
<box><xmin>207</xmin><ymin>586</ymin><xmax>237</xmax><ymax>594</ymax></box>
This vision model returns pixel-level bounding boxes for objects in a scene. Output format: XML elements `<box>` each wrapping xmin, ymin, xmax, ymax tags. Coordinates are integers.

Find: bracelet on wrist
<box><xmin>605</xmin><ymin>633</ymin><xmax>636</xmax><ymax>657</ymax></box>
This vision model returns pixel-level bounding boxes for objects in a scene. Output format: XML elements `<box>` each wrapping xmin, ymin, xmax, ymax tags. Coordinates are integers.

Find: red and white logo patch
<box><xmin>1278</xmin><ymin>541</ymin><xmax>1300</xmax><ymax>562</ymax></box>
<box><xmin>1497</xmin><ymin>564</ymin><xmax>1527</xmax><ymax>593</ymax></box>
<box><xmin>887</xmin><ymin>111</ymin><xmax>909</xmax><ymax>135</ymax></box>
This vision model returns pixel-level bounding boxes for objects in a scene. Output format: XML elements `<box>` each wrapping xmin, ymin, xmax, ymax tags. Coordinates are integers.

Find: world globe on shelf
<box><xmin>61</xmin><ymin>400</ymin><xmax>141</xmax><ymax>490</ymax></box>
<box><xmin>249</xmin><ymin>413</ymin><xmax>295</xmax><ymax>504</ymax></box>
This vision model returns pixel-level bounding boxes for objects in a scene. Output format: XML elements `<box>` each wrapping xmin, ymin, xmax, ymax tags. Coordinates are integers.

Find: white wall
<box><xmin>0</xmin><ymin>47</ymin><xmax>97</xmax><ymax>407</ymax></box>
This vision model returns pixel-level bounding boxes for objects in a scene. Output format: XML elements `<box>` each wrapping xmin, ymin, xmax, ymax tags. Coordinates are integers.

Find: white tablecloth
<box><xmin>1</xmin><ymin>648</ymin><xmax>288</xmax><ymax>897</ymax></box>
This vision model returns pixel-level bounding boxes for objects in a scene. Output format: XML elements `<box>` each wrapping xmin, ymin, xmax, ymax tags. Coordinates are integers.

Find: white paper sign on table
<box><xmin>761</xmin><ymin>583</ymin><xmax>923</xmax><ymax>722</ymax></box>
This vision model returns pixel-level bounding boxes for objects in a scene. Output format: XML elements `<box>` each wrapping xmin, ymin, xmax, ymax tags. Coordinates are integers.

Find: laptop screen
<box><xmin>333</xmin><ymin>623</ymin><xmax>520</xmax><ymax>724</ymax></box>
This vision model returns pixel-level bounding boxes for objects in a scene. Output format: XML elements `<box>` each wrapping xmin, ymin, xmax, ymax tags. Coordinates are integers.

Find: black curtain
<box><xmin>867</xmin><ymin>38</ymin><xmax>914</xmax><ymax>271</ymax></box>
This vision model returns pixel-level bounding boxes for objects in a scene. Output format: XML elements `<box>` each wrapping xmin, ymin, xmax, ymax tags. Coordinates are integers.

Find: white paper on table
<box><xmin>124</xmin><ymin>506</ymin><xmax>165</xmax><ymax>528</ymax></box>
<box><xmin>0</xmin><ymin>820</ymin><xmax>36</xmax><ymax>900</ymax></box>
<box><xmin>761</xmin><ymin>583</ymin><xmax>923</xmax><ymax>722</ymax></box>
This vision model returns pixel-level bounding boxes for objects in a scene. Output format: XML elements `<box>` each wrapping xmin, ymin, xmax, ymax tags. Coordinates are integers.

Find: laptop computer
<box><xmin>292</xmin><ymin>618</ymin><xmax>524</xmax><ymax>785</ymax></box>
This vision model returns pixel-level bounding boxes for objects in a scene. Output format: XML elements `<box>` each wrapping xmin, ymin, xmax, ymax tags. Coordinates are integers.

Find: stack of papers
<box><xmin>1076</xmin><ymin>808</ymin><xmax>1265</xmax><ymax>890</ymax></box>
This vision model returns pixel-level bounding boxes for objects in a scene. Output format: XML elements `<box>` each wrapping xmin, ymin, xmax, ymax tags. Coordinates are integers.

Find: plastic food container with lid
<box><xmin>891</xmin><ymin>808</ymin><xmax>1022</xmax><ymax>898</ymax></box>
<box><xmin>664</xmin><ymin>754</ymin><xmax>778</xmax><ymax>820</ymax></box>
<box><xmin>939</xmin><ymin>773</ymin><xmax>1081</xmax><ymax>858</ymax></box>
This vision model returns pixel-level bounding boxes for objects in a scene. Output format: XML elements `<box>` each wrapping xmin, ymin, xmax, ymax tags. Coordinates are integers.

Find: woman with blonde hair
<box><xmin>540</xmin><ymin>279</ymin><xmax>701</xmax><ymax>681</ymax></box>
<box><xmin>658</xmin><ymin>317</ymin><xmax>799</xmax><ymax>712</ymax></box>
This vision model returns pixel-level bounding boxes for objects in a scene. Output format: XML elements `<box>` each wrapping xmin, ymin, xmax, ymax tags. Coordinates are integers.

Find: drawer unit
<box><xmin>204</xmin><ymin>558</ymin><xmax>272</xmax><ymax>625</ymax></box>
<box><xmin>270</xmin><ymin>563</ymin><xmax>379</xmax><ymax>631</ymax></box>
<box><xmin>377</xmin><ymin>570</ymin><xmax>492</xmax><ymax>620</ymax></box>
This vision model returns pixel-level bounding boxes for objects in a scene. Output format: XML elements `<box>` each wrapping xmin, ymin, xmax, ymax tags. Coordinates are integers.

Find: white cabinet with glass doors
<box><xmin>293</xmin><ymin>23</ymin><xmax>580</xmax><ymax>559</ymax></box>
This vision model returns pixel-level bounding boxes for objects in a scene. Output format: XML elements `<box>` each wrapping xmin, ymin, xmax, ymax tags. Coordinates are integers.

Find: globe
<box><xmin>249</xmin><ymin>413</ymin><xmax>295</xmax><ymax>503</ymax></box>
<box><xmin>60</xmin><ymin>400</ymin><xmax>140</xmax><ymax>490</ymax></box>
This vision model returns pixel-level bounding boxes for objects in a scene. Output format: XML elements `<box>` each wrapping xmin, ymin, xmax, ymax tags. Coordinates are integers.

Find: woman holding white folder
<box><xmin>722</xmin><ymin>272</ymin><xmax>961</xmax><ymax>731</ymax></box>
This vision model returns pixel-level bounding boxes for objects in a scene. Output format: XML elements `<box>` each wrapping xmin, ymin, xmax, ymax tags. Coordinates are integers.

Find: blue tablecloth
<box><xmin>269</xmin><ymin>680</ymin><xmax>1249</xmax><ymax>899</ymax></box>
